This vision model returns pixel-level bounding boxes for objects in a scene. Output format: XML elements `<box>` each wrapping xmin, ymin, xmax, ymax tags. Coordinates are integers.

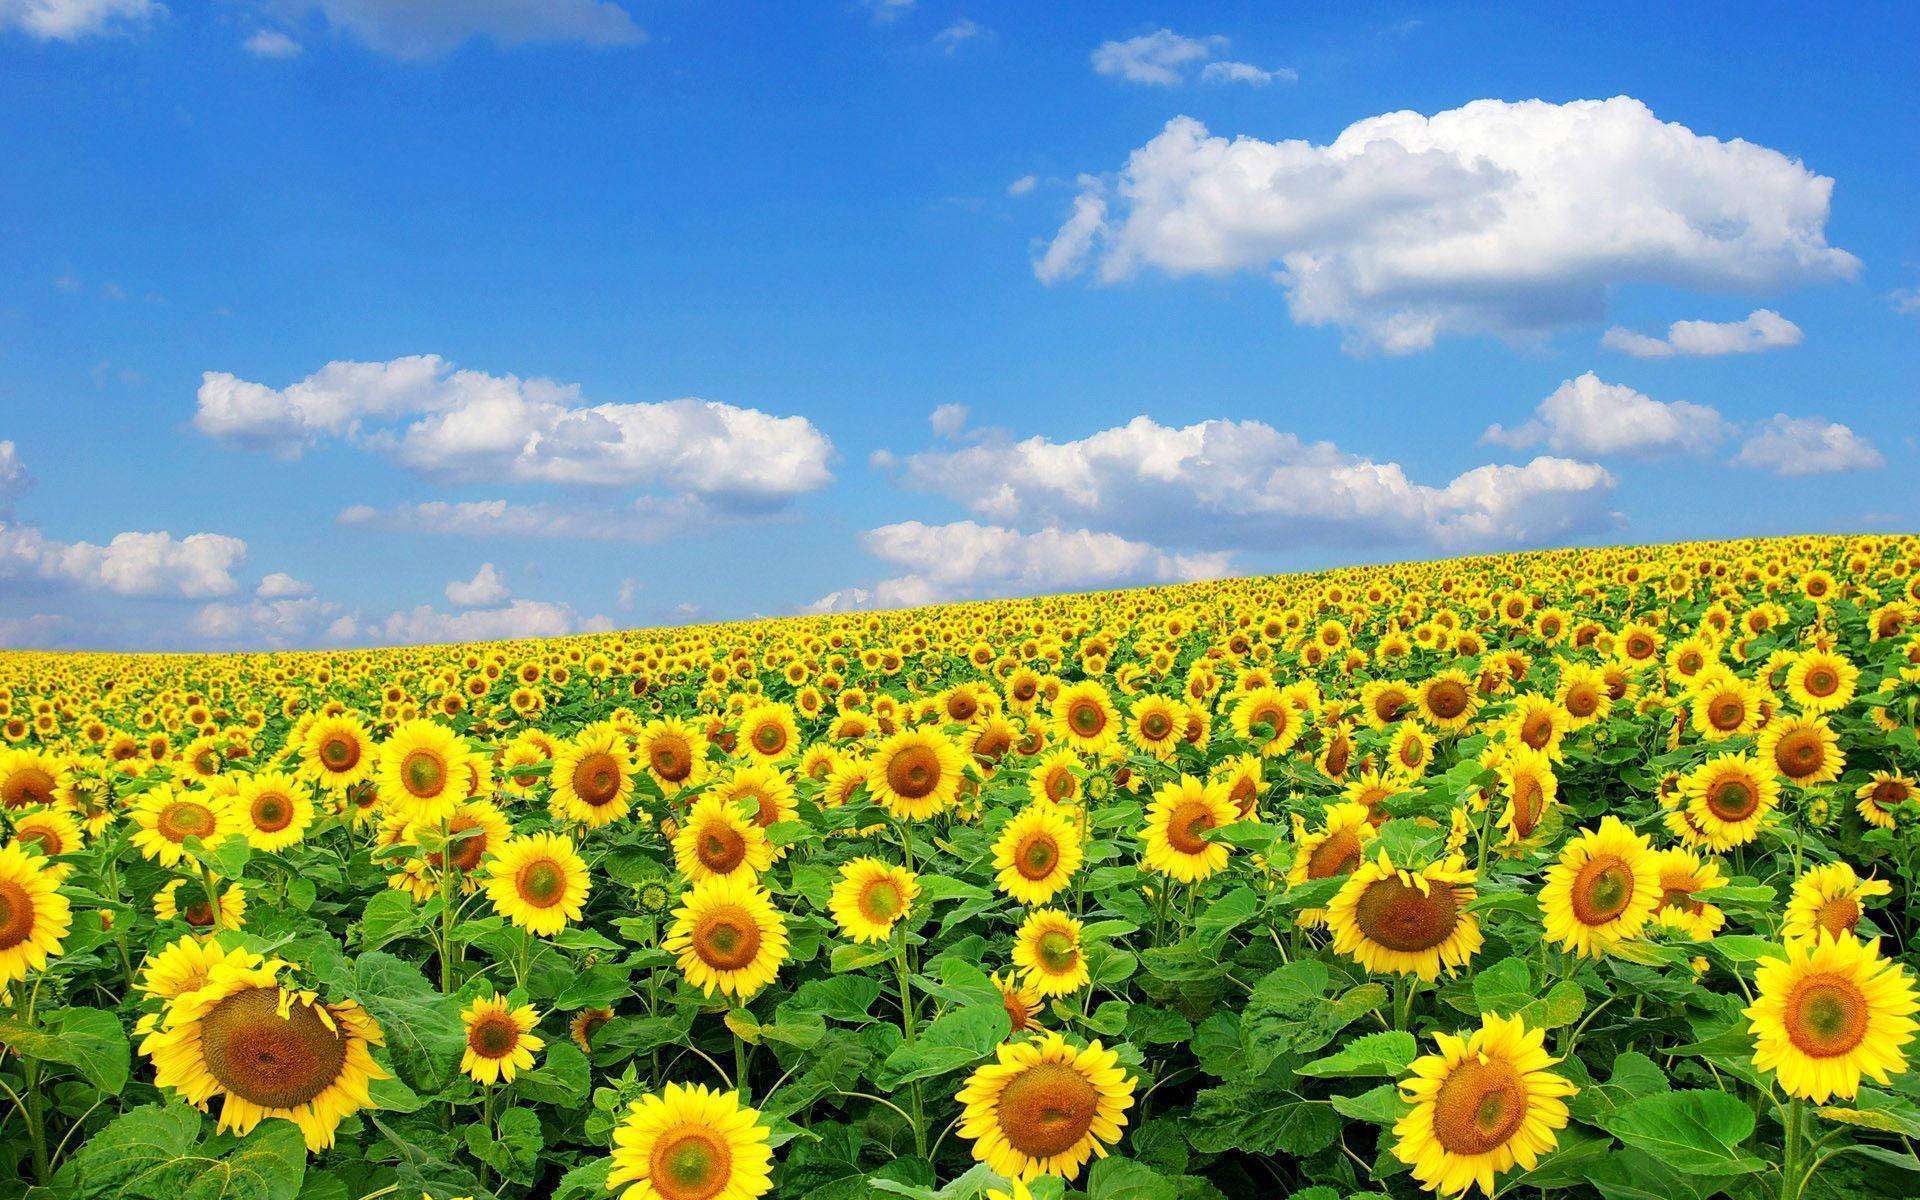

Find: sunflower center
<box><xmin>1565</xmin><ymin>686</ymin><xmax>1598</xmax><ymax>718</ymax></box>
<box><xmin>1353</xmin><ymin>875</ymin><xmax>1460</xmax><ymax>952</ymax></box>
<box><xmin>1521</xmin><ymin>715</ymin><xmax>1553</xmax><ymax>750</ymax></box>
<box><xmin>996</xmin><ymin>1062</ymin><xmax>1101</xmax><ymax>1158</ymax></box>
<box><xmin>1659</xmin><ymin>881</ymin><xmax>1704</xmax><ymax>915</ymax></box>
<box><xmin>158</xmin><ymin>801</ymin><xmax>216</xmax><ymax>843</ymax></box>
<box><xmin>1570</xmin><ymin>854</ymin><xmax>1635</xmax><ymax>926</ymax></box>
<box><xmin>1324</xmin><ymin>737</ymin><xmax>1352</xmax><ymax>777</ymax></box>
<box><xmin>697</xmin><ymin>824</ymin><xmax>747</xmax><ymax>873</ymax></box>
<box><xmin>752</xmin><ymin>724</ymin><xmax>786</xmax><ymax>755</ymax></box>
<box><xmin>1428</xmin><ymin>681</ymin><xmax>1468</xmax><ymax>719</ymax></box>
<box><xmin>858</xmin><ymin>880</ymin><xmax>903</xmax><ymax>923</ymax></box>
<box><xmin>648</xmin><ymin>1127</ymin><xmax>733</xmax><ymax>1200</ymax></box>
<box><xmin>1165</xmin><ymin>800</ymin><xmax>1215</xmax><ymax>855</ymax></box>
<box><xmin>1044</xmin><ymin>770</ymin><xmax>1075</xmax><ymax>802</ymax></box>
<box><xmin>1036</xmin><ymin>929</ymin><xmax>1078</xmax><ymax>973</ymax></box>
<box><xmin>1786</xmin><ymin>976</ymin><xmax>1871</xmax><ymax>1058</ymax></box>
<box><xmin>1708</xmin><ymin>696</ymin><xmax>1745</xmax><ymax>730</ymax></box>
<box><xmin>1431</xmin><ymin>1057</ymin><xmax>1529</xmax><ymax>1156</ymax></box>
<box><xmin>1870</xmin><ymin>781</ymin><xmax>1906</xmax><ymax>808</ymax></box>
<box><xmin>1306</xmin><ymin>829</ymin><xmax>1363</xmax><ymax>879</ymax></box>
<box><xmin>572</xmin><ymin>752</ymin><xmax>622</xmax><ymax>806</ymax></box>
<box><xmin>0</xmin><ymin>879</ymin><xmax>35</xmax><ymax>950</ymax></box>
<box><xmin>1228</xmin><ymin>777</ymin><xmax>1257</xmax><ymax>817</ymax></box>
<box><xmin>1140</xmin><ymin>712</ymin><xmax>1172</xmax><ymax>740</ymax></box>
<box><xmin>1068</xmin><ymin>701</ymin><xmax>1106</xmax><ymax>737</ymax></box>
<box><xmin>515</xmin><ymin>858</ymin><xmax>568</xmax><ymax>908</ymax></box>
<box><xmin>1775</xmin><ymin>731</ymin><xmax>1825</xmax><ymax>779</ymax></box>
<box><xmin>251</xmin><ymin>792</ymin><xmax>293</xmax><ymax>833</ymax></box>
<box><xmin>401</xmin><ymin>749</ymin><xmax>448</xmax><ymax>799</ymax></box>
<box><xmin>468</xmin><ymin>1013</ymin><xmax>520</xmax><ymax>1058</ymax></box>
<box><xmin>198</xmin><ymin>986</ymin><xmax>351</xmax><ymax>1110</ymax></box>
<box><xmin>320</xmin><ymin>736</ymin><xmax>360</xmax><ymax>770</ymax></box>
<box><xmin>1815</xmin><ymin>896</ymin><xmax>1861</xmax><ymax>938</ymax></box>
<box><xmin>1017</xmin><ymin>833</ymin><xmax>1061</xmax><ymax>881</ymax></box>
<box><xmin>1805</xmin><ymin>669</ymin><xmax>1837</xmax><ymax>696</ymax></box>
<box><xmin>692</xmin><ymin>906</ymin><xmax>762</xmax><ymax>971</ymax></box>
<box><xmin>1002</xmin><ymin>990</ymin><xmax>1034</xmax><ymax>1031</ymax></box>
<box><xmin>651</xmin><ymin>738</ymin><xmax>692</xmax><ymax>782</ymax></box>
<box><xmin>1706</xmin><ymin>778</ymin><xmax>1760</xmax><ymax>822</ymax></box>
<box><xmin>18</xmin><ymin>826</ymin><xmax>62</xmax><ymax>856</ymax></box>
<box><xmin>886</xmin><ymin>745</ymin><xmax>942</xmax><ymax>800</ymax></box>
<box><xmin>2</xmin><ymin>768</ymin><xmax>54</xmax><ymax>809</ymax></box>
<box><xmin>430</xmin><ymin>815</ymin><xmax>487</xmax><ymax>873</ymax></box>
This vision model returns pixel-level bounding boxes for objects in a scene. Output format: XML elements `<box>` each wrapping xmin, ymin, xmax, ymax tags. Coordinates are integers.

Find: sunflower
<box><xmin>1049</xmin><ymin>681</ymin><xmax>1119</xmax><ymax>754</ymax></box>
<box><xmin>866</xmin><ymin>728</ymin><xmax>965</xmax><ymax>821</ymax></box>
<box><xmin>1343</xmin><ymin>767</ymin><xmax>1400</xmax><ymax>823</ymax></box>
<box><xmin>1539</xmin><ymin>817</ymin><xmax>1660</xmax><ymax>958</ymax></box>
<box><xmin>955</xmin><ymin>1031</ymin><xmax>1135</xmax><ymax>1181</ymax></box>
<box><xmin>1681</xmin><ymin>754</ymin><xmax>1779</xmax><ymax>850</ymax></box>
<box><xmin>1391</xmin><ymin>1013</ymin><xmax>1576</xmax><ymax>1196</ymax></box>
<box><xmin>664</xmin><ymin>874</ymin><xmax>788</xmax><ymax>1000</ymax></box>
<box><xmin>143</xmin><ymin>950</ymin><xmax>387</xmax><ymax>1150</ymax></box>
<box><xmin>1649</xmin><ymin>849</ymin><xmax>1728</xmax><ymax>940</ymax></box>
<box><xmin>1388</xmin><ymin>724</ymin><xmax>1433</xmax><ymax>779</ymax></box>
<box><xmin>1124</xmin><ymin>694</ymin><xmax>1184</xmax><ymax>761</ymax></box>
<box><xmin>137</xmin><ymin>933</ymin><xmax>235</xmax><ymax>1002</ymax></box>
<box><xmin>1026</xmin><ymin>748</ymin><xmax>1082</xmax><ymax>807</ymax></box>
<box><xmin>1746</xmin><ymin>933</ymin><xmax>1919</xmax><ymax>1102</ymax></box>
<box><xmin>461</xmin><ymin>993</ymin><xmax>544</xmax><ymax>1085</ymax></box>
<box><xmin>156</xmin><ymin>877</ymin><xmax>248</xmax><ymax>930</ymax></box>
<box><xmin>672</xmin><ymin>794</ymin><xmax>774</xmax><ymax>883</ymax></box>
<box><xmin>1140</xmin><ymin>775</ymin><xmax>1236</xmax><ymax>883</ymax></box>
<box><xmin>1493</xmin><ymin>746</ymin><xmax>1557</xmax><ymax>845</ymax></box>
<box><xmin>992</xmin><ymin>803</ymin><xmax>1083</xmax><ymax>905</ymax></box>
<box><xmin>1209</xmin><ymin>754</ymin><xmax>1264</xmax><ymax>820</ymax></box>
<box><xmin>608</xmin><ymin>1082</ymin><xmax>774</xmax><ymax>1200</ymax></box>
<box><xmin>1553</xmin><ymin>663</ymin><xmax>1610</xmax><ymax>730</ymax></box>
<box><xmin>9</xmin><ymin>806</ymin><xmax>83</xmax><ymax>859</ymax></box>
<box><xmin>638</xmin><ymin>716</ymin><xmax>709</xmax><ymax>797</ymax></box>
<box><xmin>130</xmin><ymin>784</ymin><xmax>240</xmax><ymax>867</ymax></box>
<box><xmin>0</xmin><ymin>748</ymin><xmax>66</xmax><ymax>811</ymax></box>
<box><xmin>1782</xmin><ymin>862</ymin><xmax>1892</xmax><ymax>942</ymax></box>
<box><xmin>828</xmin><ymin>856</ymin><xmax>919</xmax><ymax>943</ymax></box>
<box><xmin>0</xmin><ymin>843</ymin><xmax>71</xmax><ymax>984</ymax></box>
<box><xmin>735</xmin><ymin>702</ymin><xmax>798</xmax><ymax>763</ymax></box>
<box><xmin>1287</xmin><ymin>801</ymin><xmax>1378</xmax><ymax>925</ymax></box>
<box><xmin>551</xmin><ymin>724</ymin><xmax>637</xmax><ymax>827</ymax></box>
<box><xmin>1416</xmin><ymin>670</ymin><xmax>1480</xmax><ymax>732</ymax></box>
<box><xmin>300</xmin><ymin>714</ymin><xmax>373</xmax><ymax>795</ymax></box>
<box><xmin>1757</xmin><ymin>713</ymin><xmax>1844</xmax><ymax>787</ymax></box>
<box><xmin>375</xmin><ymin>719</ymin><xmax>470</xmax><ymax>825</ymax></box>
<box><xmin>1855</xmin><ymin>770</ymin><xmax>1912</xmax><ymax>830</ymax></box>
<box><xmin>1505</xmin><ymin>695</ymin><xmax>1566</xmax><ymax>760</ymax></box>
<box><xmin>571</xmin><ymin>1006</ymin><xmax>614</xmax><ymax>1051</ymax></box>
<box><xmin>1326</xmin><ymin>852</ymin><xmax>1482</xmax><ymax>980</ymax></box>
<box><xmin>233</xmin><ymin>771</ymin><xmax>314</xmax><ymax>852</ymax></box>
<box><xmin>1688</xmin><ymin>673</ymin><xmax>1761</xmax><ymax>741</ymax></box>
<box><xmin>1012</xmin><ymin>908</ymin><xmax>1089</xmax><ymax>998</ymax></box>
<box><xmin>1785</xmin><ymin>650</ymin><xmax>1858</xmax><ymax>713</ymax></box>
<box><xmin>1232</xmin><ymin>686</ymin><xmax>1304</xmax><ymax>757</ymax></box>
<box><xmin>485</xmin><ymin>832</ymin><xmax>591</xmax><ymax>936</ymax></box>
<box><xmin>994</xmin><ymin>969</ymin><xmax>1048</xmax><ymax>1037</ymax></box>
<box><xmin>409</xmin><ymin>797</ymin><xmax>512</xmax><ymax>880</ymax></box>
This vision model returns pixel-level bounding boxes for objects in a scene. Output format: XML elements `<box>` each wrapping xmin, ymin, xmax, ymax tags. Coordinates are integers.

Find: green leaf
<box><xmin>1471</xmin><ymin>957</ymin><xmax>1533</xmax><ymax>1017</ymax></box>
<box><xmin>1330</xmin><ymin>1082</ymin><xmax>1408</xmax><ymax>1125</ymax></box>
<box><xmin>1571</xmin><ymin>1051</ymin><xmax>1669</xmax><ymax>1123</ymax></box>
<box><xmin>56</xmin><ymin>1103</ymin><xmax>202</xmax><ymax>1199</ymax></box>
<box><xmin>1299</xmin><ymin>1031</ymin><xmax>1418</xmax><ymax>1078</ymax></box>
<box><xmin>1087</xmin><ymin>1157</ymin><xmax>1179</xmax><ymax>1200</ymax></box>
<box><xmin>180</xmin><ymin>1120</ymin><xmax>308</xmax><ymax>1200</ymax></box>
<box><xmin>1519</xmin><ymin>980</ymin><xmax>1587</xmax><ymax>1031</ymax></box>
<box><xmin>347</xmin><ymin>950</ymin><xmax>463</xmax><ymax>1094</ymax></box>
<box><xmin>516</xmin><ymin>1040</ymin><xmax>591</xmax><ymax>1108</ymax></box>
<box><xmin>0</xmin><ymin>1005</ymin><xmax>131</xmax><ymax>1092</ymax></box>
<box><xmin>1597</xmin><ymin>1090</ymin><xmax>1768</xmax><ymax>1175</ymax></box>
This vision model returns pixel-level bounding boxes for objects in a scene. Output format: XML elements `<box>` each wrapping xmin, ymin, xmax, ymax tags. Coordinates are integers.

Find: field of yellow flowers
<box><xmin>0</xmin><ymin>534</ymin><xmax>1917</xmax><ymax>1200</ymax></box>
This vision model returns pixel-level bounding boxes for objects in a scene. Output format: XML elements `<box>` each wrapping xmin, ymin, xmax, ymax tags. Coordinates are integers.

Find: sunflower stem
<box><xmin>199</xmin><ymin>864</ymin><xmax>225</xmax><ymax>935</ymax></box>
<box><xmin>1780</xmin><ymin>1096</ymin><xmax>1806</xmax><ymax>1200</ymax></box>
<box><xmin>892</xmin><ymin>923</ymin><xmax>929</xmax><ymax>1159</ymax></box>
<box><xmin>437</xmin><ymin>817</ymin><xmax>460</xmax><ymax>993</ymax></box>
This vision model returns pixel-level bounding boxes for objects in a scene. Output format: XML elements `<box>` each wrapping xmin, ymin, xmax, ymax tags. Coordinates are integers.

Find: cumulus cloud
<box><xmin>0</xmin><ymin>0</ymin><xmax>160</xmax><ymax>41</ymax></box>
<box><xmin>1602</xmin><ymin>309</ymin><xmax>1803</xmax><ymax>358</ymax></box>
<box><xmin>0</xmin><ymin>442</ymin><xmax>28</xmax><ymax>498</ymax></box>
<box><xmin>255</xmin><ymin>571</ymin><xmax>313</xmax><ymax>598</ymax></box>
<box><xmin>929</xmin><ymin>403</ymin><xmax>970</xmax><ymax>439</ymax></box>
<box><xmin>0</xmin><ymin>521</ymin><xmax>247</xmax><ymax>598</ymax></box>
<box><xmin>268</xmin><ymin>0</ymin><xmax>644</xmax><ymax>60</ymax></box>
<box><xmin>242</xmin><ymin>27</ymin><xmax>302</xmax><ymax>57</ymax></box>
<box><xmin>364</xmin><ymin>598</ymin><xmax>613</xmax><ymax>645</ymax></box>
<box><xmin>1036</xmin><ymin>98</ymin><xmax>1858</xmax><ymax>352</ymax></box>
<box><xmin>445</xmin><ymin>562</ymin><xmax>510</xmax><ymax>608</ymax></box>
<box><xmin>930</xmin><ymin>17</ymin><xmax>984</xmax><ymax>54</ymax></box>
<box><xmin>193</xmin><ymin>596</ymin><xmax>346</xmax><ymax>648</ymax></box>
<box><xmin>1006</xmin><ymin>174</ymin><xmax>1038</xmax><ymax>198</ymax></box>
<box><xmin>862</xmin><ymin>0</ymin><xmax>913</xmax><ymax>22</ymax></box>
<box><xmin>197</xmin><ymin>355</ymin><xmax>834</xmax><ymax>512</ymax></box>
<box><xmin>809</xmin><ymin>520</ymin><xmax>1232</xmax><ymax>612</ymax></box>
<box><xmin>885</xmin><ymin>414</ymin><xmax>1619</xmax><ymax>555</ymax></box>
<box><xmin>1482</xmin><ymin>373</ymin><xmax>1729</xmax><ymax>458</ymax></box>
<box><xmin>1734</xmin><ymin>416</ymin><xmax>1884</xmax><ymax>477</ymax></box>
<box><xmin>1091</xmin><ymin>29</ymin><xmax>1225</xmax><ymax>85</ymax></box>
<box><xmin>1200</xmin><ymin>60</ymin><xmax>1293</xmax><ymax>86</ymax></box>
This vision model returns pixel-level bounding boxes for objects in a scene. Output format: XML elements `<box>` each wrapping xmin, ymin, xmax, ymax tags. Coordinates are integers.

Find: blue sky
<box><xmin>1</xmin><ymin>1</ymin><xmax>1915</xmax><ymax>649</ymax></box>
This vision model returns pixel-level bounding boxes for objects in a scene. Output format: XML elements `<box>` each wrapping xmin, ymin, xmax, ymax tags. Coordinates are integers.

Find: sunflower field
<box><xmin>2</xmin><ymin>534</ymin><xmax>1920</xmax><ymax>1200</ymax></box>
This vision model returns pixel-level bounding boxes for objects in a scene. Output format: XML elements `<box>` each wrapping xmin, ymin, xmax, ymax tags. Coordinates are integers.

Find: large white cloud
<box><xmin>0</xmin><ymin>0</ymin><xmax>159</xmax><ymax>41</ymax></box>
<box><xmin>1036</xmin><ymin>98</ymin><xmax>1857</xmax><ymax>352</ymax></box>
<box><xmin>1482</xmin><ymin>373</ymin><xmax>1729</xmax><ymax>457</ymax></box>
<box><xmin>0</xmin><ymin>521</ymin><xmax>247</xmax><ymax>598</ymax></box>
<box><xmin>1735</xmin><ymin>416</ymin><xmax>1884</xmax><ymax>477</ymax></box>
<box><xmin>445</xmin><ymin>562</ymin><xmax>510</xmax><ymax>608</ymax></box>
<box><xmin>197</xmin><ymin>356</ymin><xmax>834</xmax><ymax>511</ymax></box>
<box><xmin>809</xmin><ymin>520</ymin><xmax>1231</xmax><ymax>612</ymax></box>
<box><xmin>365</xmin><ymin>598</ymin><xmax>614</xmax><ymax>645</ymax></box>
<box><xmin>886</xmin><ymin>415</ymin><xmax>1619</xmax><ymax>554</ymax></box>
<box><xmin>1601</xmin><ymin>308</ymin><xmax>1803</xmax><ymax>358</ymax></box>
<box><xmin>269</xmin><ymin>1</ymin><xmax>644</xmax><ymax>60</ymax></box>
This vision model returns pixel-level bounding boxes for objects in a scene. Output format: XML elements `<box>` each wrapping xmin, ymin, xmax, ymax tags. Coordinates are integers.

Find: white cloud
<box><xmin>243</xmin><ymin>27</ymin><xmax>302</xmax><ymax>57</ymax></box>
<box><xmin>368</xmin><ymin>598</ymin><xmax>613</xmax><ymax>645</ymax></box>
<box><xmin>445</xmin><ymin>562</ymin><xmax>509</xmax><ymax>608</ymax></box>
<box><xmin>1006</xmin><ymin>174</ymin><xmax>1038</xmax><ymax>198</ymax></box>
<box><xmin>255</xmin><ymin>571</ymin><xmax>313</xmax><ymax>598</ymax></box>
<box><xmin>1890</xmin><ymin>286</ymin><xmax>1919</xmax><ymax>315</ymax></box>
<box><xmin>929</xmin><ymin>403</ymin><xmax>970</xmax><ymax>439</ymax></box>
<box><xmin>1037</xmin><ymin>99</ymin><xmax>1858</xmax><ymax>352</ymax></box>
<box><xmin>197</xmin><ymin>356</ymin><xmax>834</xmax><ymax>511</ymax></box>
<box><xmin>1482</xmin><ymin>372</ymin><xmax>1728</xmax><ymax>458</ymax></box>
<box><xmin>0</xmin><ymin>442</ymin><xmax>28</xmax><ymax>497</ymax></box>
<box><xmin>0</xmin><ymin>521</ymin><xmax>247</xmax><ymax>599</ymax></box>
<box><xmin>886</xmin><ymin>414</ymin><xmax>1619</xmax><ymax>554</ymax></box>
<box><xmin>1199</xmin><ymin>60</ymin><xmax>1293</xmax><ymax>86</ymax></box>
<box><xmin>0</xmin><ymin>0</ymin><xmax>160</xmax><ymax>41</ymax></box>
<box><xmin>1735</xmin><ymin>416</ymin><xmax>1884</xmax><ymax>477</ymax></box>
<box><xmin>1602</xmin><ymin>308</ymin><xmax>1803</xmax><ymax>358</ymax></box>
<box><xmin>275</xmin><ymin>0</ymin><xmax>644</xmax><ymax>60</ymax></box>
<box><xmin>931</xmin><ymin>17</ymin><xmax>983</xmax><ymax>54</ymax></box>
<box><xmin>338</xmin><ymin>496</ymin><xmax>729</xmax><ymax>542</ymax></box>
<box><xmin>617</xmin><ymin>577</ymin><xmax>639</xmax><ymax>610</ymax></box>
<box><xmin>1091</xmin><ymin>29</ymin><xmax>1224</xmax><ymax>86</ymax></box>
<box><xmin>810</xmin><ymin>520</ymin><xmax>1232</xmax><ymax>612</ymax></box>
<box><xmin>193</xmin><ymin>596</ymin><xmax>345</xmax><ymax>648</ymax></box>
<box><xmin>863</xmin><ymin>0</ymin><xmax>913</xmax><ymax>23</ymax></box>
